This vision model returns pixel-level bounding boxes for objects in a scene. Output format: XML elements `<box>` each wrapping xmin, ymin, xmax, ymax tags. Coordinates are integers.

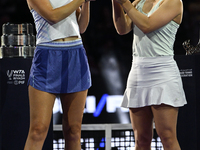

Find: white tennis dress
<box><xmin>121</xmin><ymin>0</ymin><xmax>187</xmax><ymax>108</ymax></box>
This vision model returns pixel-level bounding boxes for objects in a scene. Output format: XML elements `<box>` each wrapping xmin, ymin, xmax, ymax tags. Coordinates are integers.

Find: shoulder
<box><xmin>160</xmin><ymin>0</ymin><xmax>183</xmax><ymax>24</ymax></box>
<box><xmin>161</xmin><ymin>0</ymin><xmax>182</xmax><ymax>6</ymax></box>
<box><xmin>159</xmin><ymin>0</ymin><xmax>183</xmax><ymax>14</ymax></box>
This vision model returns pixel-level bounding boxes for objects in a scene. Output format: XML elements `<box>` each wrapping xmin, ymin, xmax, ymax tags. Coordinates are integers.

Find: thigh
<box><xmin>60</xmin><ymin>90</ymin><xmax>88</xmax><ymax>126</ymax></box>
<box><xmin>129</xmin><ymin>106</ymin><xmax>154</xmax><ymax>137</ymax></box>
<box><xmin>28</xmin><ymin>85</ymin><xmax>56</xmax><ymax>127</ymax></box>
<box><xmin>151</xmin><ymin>104</ymin><xmax>179</xmax><ymax>136</ymax></box>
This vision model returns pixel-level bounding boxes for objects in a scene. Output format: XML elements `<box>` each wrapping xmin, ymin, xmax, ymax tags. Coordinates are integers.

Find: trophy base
<box><xmin>0</xmin><ymin>46</ymin><xmax>35</xmax><ymax>58</ymax></box>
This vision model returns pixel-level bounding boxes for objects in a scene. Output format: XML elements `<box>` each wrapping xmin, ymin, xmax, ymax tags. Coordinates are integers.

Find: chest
<box><xmin>142</xmin><ymin>0</ymin><xmax>162</xmax><ymax>14</ymax></box>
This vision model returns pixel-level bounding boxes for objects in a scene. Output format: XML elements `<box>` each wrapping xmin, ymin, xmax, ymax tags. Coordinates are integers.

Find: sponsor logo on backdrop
<box><xmin>6</xmin><ymin>70</ymin><xmax>26</xmax><ymax>85</ymax></box>
<box><xmin>180</xmin><ymin>69</ymin><xmax>193</xmax><ymax>77</ymax></box>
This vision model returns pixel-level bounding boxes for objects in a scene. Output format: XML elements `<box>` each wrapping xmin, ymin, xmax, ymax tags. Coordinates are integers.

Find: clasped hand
<box><xmin>114</xmin><ymin>0</ymin><xmax>127</xmax><ymax>5</ymax></box>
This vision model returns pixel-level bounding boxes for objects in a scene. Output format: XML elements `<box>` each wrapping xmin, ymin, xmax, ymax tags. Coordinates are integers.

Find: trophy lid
<box><xmin>2</xmin><ymin>22</ymin><xmax>34</xmax><ymax>35</ymax></box>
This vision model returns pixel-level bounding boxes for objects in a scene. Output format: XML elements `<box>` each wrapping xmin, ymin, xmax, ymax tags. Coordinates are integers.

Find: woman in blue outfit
<box><xmin>111</xmin><ymin>0</ymin><xmax>186</xmax><ymax>149</ymax></box>
<box><xmin>24</xmin><ymin>0</ymin><xmax>92</xmax><ymax>149</ymax></box>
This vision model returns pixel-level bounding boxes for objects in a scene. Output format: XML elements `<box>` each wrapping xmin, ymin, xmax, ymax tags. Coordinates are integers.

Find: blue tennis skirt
<box><xmin>28</xmin><ymin>39</ymin><xmax>92</xmax><ymax>94</ymax></box>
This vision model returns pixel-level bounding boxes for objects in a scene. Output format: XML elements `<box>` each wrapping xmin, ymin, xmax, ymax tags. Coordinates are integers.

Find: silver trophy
<box><xmin>0</xmin><ymin>23</ymin><xmax>36</xmax><ymax>58</ymax></box>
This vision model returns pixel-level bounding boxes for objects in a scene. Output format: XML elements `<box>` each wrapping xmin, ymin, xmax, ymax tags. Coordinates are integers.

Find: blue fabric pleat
<box><xmin>28</xmin><ymin>40</ymin><xmax>91</xmax><ymax>93</ymax></box>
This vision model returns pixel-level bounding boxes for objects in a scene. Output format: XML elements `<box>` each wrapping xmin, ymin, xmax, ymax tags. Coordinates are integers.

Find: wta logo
<box><xmin>7</xmin><ymin>70</ymin><xmax>13</xmax><ymax>80</ymax></box>
<box><xmin>6</xmin><ymin>70</ymin><xmax>26</xmax><ymax>85</ymax></box>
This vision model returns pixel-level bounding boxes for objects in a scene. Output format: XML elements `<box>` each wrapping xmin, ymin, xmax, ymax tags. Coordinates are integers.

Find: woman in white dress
<box><xmin>111</xmin><ymin>0</ymin><xmax>186</xmax><ymax>149</ymax></box>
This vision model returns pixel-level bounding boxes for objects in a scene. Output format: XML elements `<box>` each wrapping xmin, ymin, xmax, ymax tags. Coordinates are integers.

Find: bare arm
<box><xmin>116</xmin><ymin>0</ymin><xmax>183</xmax><ymax>33</ymax></box>
<box><xmin>27</xmin><ymin>0</ymin><xmax>85</xmax><ymax>24</ymax></box>
<box><xmin>76</xmin><ymin>1</ymin><xmax>90</xmax><ymax>34</ymax></box>
<box><xmin>112</xmin><ymin>0</ymin><xmax>138</xmax><ymax>35</ymax></box>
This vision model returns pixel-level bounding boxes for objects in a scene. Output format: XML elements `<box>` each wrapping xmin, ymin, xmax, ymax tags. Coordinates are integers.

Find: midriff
<box><xmin>53</xmin><ymin>36</ymin><xmax>79</xmax><ymax>42</ymax></box>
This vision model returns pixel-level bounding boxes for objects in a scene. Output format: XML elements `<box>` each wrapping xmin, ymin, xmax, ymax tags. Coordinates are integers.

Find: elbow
<box><xmin>80</xmin><ymin>28</ymin><xmax>87</xmax><ymax>34</ymax></box>
<box><xmin>117</xmin><ymin>29</ymin><xmax>129</xmax><ymax>35</ymax></box>
<box><xmin>140</xmin><ymin>24</ymin><xmax>152</xmax><ymax>34</ymax></box>
<box><xmin>118</xmin><ymin>31</ymin><xmax>126</xmax><ymax>35</ymax></box>
<box><xmin>79</xmin><ymin>23</ymin><xmax>89</xmax><ymax>34</ymax></box>
<box><xmin>45</xmin><ymin>10</ymin><xmax>62</xmax><ymax>24</ymax></box>
<box><xmin>138</xmin><ymin>27</ymin><xmax>151</xmax><ymax>34</ymax></box>
<box><xmin>142</xmin><ymin>29</ymin><xmax>150</xmax><ymax>34</ymax></box>
<box><xmin>47</xmin><ymin>15</ymin><xmax>60</xmax><ymax>24</ymax></box>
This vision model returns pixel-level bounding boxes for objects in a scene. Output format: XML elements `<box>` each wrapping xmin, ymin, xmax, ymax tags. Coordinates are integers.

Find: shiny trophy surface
<box><xmin>0</xmin><ymin>23</ymin><xmax>35</xmax><ymax>58</ymax></box>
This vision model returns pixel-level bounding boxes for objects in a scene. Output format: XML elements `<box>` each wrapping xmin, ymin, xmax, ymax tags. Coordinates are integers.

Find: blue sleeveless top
<box><xmin>133</xmin><ymin>0</ymin><xmax>180</xmax><ymax>57</ymax></box>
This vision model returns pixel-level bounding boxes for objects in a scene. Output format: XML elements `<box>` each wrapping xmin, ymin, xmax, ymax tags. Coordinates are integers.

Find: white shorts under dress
<box><xmin>121</xmin><ymin>56</ymin><xmax>187</xmax><ymax>108</ymax></box>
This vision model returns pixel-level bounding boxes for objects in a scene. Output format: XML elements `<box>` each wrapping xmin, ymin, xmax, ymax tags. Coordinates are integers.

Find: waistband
<box><xmin>37</xmin><ymin>38</ymin><xmax>83</xmax><ymax>47</ymax></box>
<box><xmin>133</xmin><ymin>56</ymin><xmax>175</xmax><ymax>65</ymax></box>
